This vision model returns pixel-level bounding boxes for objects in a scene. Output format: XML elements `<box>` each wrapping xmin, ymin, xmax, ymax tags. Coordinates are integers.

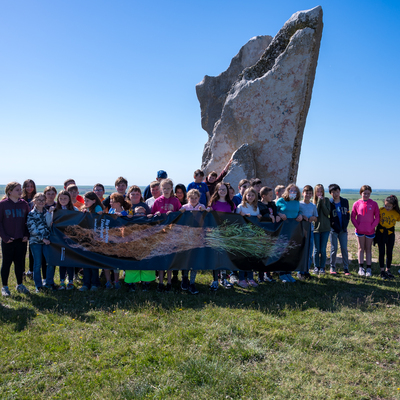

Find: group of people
<box><xmin>1</xmin><ymin>164</ymin><xmax>399</xmax><ymax>297</ymax></box>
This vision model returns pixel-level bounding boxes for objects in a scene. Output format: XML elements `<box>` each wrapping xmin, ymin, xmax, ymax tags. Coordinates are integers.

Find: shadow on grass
<box><xmin>0</xmin><ymin>301</ymin><xmax>36</xmax><ymax>331</ymax></box>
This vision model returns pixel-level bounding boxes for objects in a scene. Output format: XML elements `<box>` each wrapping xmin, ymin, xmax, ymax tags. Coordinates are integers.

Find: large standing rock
<box><xmin>196</xmin><ymin>6</ymin><xmax>323</xmax><ymax>191</ymax></box>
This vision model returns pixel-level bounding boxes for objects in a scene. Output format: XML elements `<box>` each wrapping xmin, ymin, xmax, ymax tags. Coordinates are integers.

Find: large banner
<box><xmin>48</xmin><ymin>210</ymin><xmax>310</xmax><ymax>272</ymax></box>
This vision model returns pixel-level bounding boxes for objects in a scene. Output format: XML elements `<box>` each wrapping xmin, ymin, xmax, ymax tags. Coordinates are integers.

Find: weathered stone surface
<box><xmin>197</xmin><ymin>6</ymin><xmax>323</xmax><ymax>191</ymax></box>
<box><xmin>223</xmin><ymin>144</ymin><xmax>257</xmax><ymax>191</ymax></box>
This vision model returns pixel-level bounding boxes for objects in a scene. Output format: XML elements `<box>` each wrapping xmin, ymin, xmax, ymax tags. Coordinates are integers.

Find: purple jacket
<box><xmin>0</xmin><ymin>198</ymin><xmax>30</xmax><ymax>242</ymax></box>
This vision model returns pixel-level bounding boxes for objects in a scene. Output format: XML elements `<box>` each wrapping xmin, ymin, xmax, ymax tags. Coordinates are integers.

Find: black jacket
<box><xmin>329</xmin><ymin>197</ymin><xmax>350</xmax><ymax>233</ymax></box>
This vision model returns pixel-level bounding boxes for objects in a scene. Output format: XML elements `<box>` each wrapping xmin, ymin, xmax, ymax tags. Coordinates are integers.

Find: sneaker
<box><xmin>237</xmin><ymin>280</ymin><xmax>249</xmax><ymax>288</ymax></box>
<box><xmin>188</xmin><ymin>283</ymin><xmax>199</xmax><ymax>294</ymax></box>
<box><xmin>128</xmin><ymin>283</ymin><xmax>136</xmax><ymax>292</ymax></box>
<box><xmin>264</xmin><ymin>272</ymin><xmax>276</xmax><ymax>283</ymax></box>
<box><xmin>59</xmin><ymin>281</ymin><xmax>66</xmax><ymax>290</ymax></box>
<box><xmin>279</xmin><ymin>274</ymin><xmax>289</xmax><ymax>283</ymax></box>
<box><xmin>79</xmin><ymin>285</ymin><xmax>89</xmax><ymax>292</ymax></box>
<box><xmin>105</xmin><ymin>281</ymin><xmax>113</xmax><ymax>289</ymax></box>
<box><xmin>35</xmin><ymin>287</ymin><xmax>44</xmax><ymax>293</ymax></box>
<box><xmin>66</xmin><ymin>283</ymin><xmax>74</xmax><ymax>290</ymax></box>
<box><xmin>90</xmin><ymin>285</ymin><xmax>98</xmax><ymax>291</ymax></box>
<box><xmin>157</xmin><ymin>283</ymin><xmax>165</xmax><ymax>292</ymax></box>
<box><xmin>247</xmin><ymin>279</ymin><xmax>259</xmax><ymax>287</ymax></box>
<box><xmin>380</xmin><ymin>271</ymin><xmax>388</xmax><ymax>280</ymax></box>
<box><xmin>229</xmin><ymin>274</ymin><xmax>239</xmax><ymax>285</ymax></box>
<box><xmin>386</xmin><ymin>270</ymin><xmax>394</xmax><ymax>279</ymax></box>
<box><xmin>114</xmin><ymin>282</ymin><xmax>121</xmax><ymax>290</ymax></box>
<box><xmin>165</xmin><ymin>283</ymin><xmax>172</xmax><ymax>292</ymax></box>
<box><xmin>16</xmin><ymin>284</ymin><xmax>30</xmax><ymax>294</ymax></box>
<box><xmin>319</xmin><ymin>268</ymin><xmax>325</xmax><ymax>275</ymax></box>
<box><xmin>365</xmin><ymin>268</ymin><xmax>372</xmax><ymax>277</ymax></box>
<box><xmin>220</xmin><ymin>278</ymin><xmax>233</xmax><ymax>289</ymax></box>
<box><xmin>343</xmin><ymin>268</ymin><xmax>351</xmax><ymax>276</ymax></box>
<box><xmin>2</xmin><ymin>286</ymin><xmax>11</xmax><ymax>296</ymax></box>
<box><xmin>142</xmin><ymin>282</ymin><xmax>150</xmax><ymax>291</ymax></box>
<box><xmin>45</xmin><ymin>283</ymin><xmax>58</xmax><ymax>291</ymax></box>
<box><xmin>358</xmin><ymin>267</ymin><xmax>365</xmax><ymax>276</ymax></box>
<box><xmin>209</xmin><ymin>280</ymin><xmax>219</xmax><ymax>291</ymax></box>
<box><xmin>181</xmin><ymin>276</ymin><xmax>189</xmax><ymax>291</ymax></box>
<box><xmin>313</xmin><ymin>266</ymin><xmax>319</xmax><ymax>274</ymax></box>
<box><xmin>330</xmin><ymin>267</ymin><xmax>337</xmax><ymax>275</ymax></box>
<box><xmin>297</xmin><ymin>272</ymin><xmax>305</xmax><ymax>281</ymax></box>
<box><xmin>42</xmin><ymin>279</ymin><xmax>46</xmax><ymax>286</ymax></box>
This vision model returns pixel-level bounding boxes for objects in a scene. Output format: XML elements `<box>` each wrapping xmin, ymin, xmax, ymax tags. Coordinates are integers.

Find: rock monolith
<box><xmin>196</xmin><ymin>6</ymin><xmax>323</xmax><ymax>191</ymax></box>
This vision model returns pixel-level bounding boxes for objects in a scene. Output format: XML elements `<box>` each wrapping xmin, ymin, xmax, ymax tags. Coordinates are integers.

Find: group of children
<box><xmin>1</xmin><ymin>168</ymin><xmax>399</xmax><ymax>297</ymax></box>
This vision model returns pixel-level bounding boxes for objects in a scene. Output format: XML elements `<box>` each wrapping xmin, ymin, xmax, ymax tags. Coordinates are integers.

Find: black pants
<box><xmin>377</xmin><ymin>233</ymin><xmax>395</xmax><ymax>270</ymax></box>
<box><xmin>1</xmin><ymin>239</ymin><xmax>27</xmax><ymax>286</ymax></box>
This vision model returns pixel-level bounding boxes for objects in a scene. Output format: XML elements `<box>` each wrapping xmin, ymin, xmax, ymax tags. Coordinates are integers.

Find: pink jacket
<box><xmin>351</xmin><ymin>199</ymin><xmax>380</xmax><ymax>235</ymax></box>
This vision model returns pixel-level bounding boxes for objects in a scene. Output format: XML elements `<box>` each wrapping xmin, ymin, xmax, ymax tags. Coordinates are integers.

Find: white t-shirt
<box><xmin>236</xmin><ymin>203</ymin><xmax>260</xmax><ymax>216</ymax></box>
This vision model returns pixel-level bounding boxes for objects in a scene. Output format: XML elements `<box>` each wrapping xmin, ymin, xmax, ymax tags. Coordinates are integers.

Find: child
<box><xmin>175</xmin><ymin>184</ymin><xmax>188</xmax><ymax>206</ymax></box>
<box><xmin>66</xmin><ymin>184</ymin><xmax>84</xmax><ymax>211</ymax></box>
<box><xmin>126</xmin><ymin>186</ymin><xmax>151</xmax><ymax>216</ymax></box>
<box><xmin>187</xmin><ymin>169</ymin><xmax>210</xmax><ymax>209</ymax></box>
<box><xmin>313</xmin><ymin>184</ymin><xmax>331</xmax><ymax>275</ymax></box>
<box><xmin>134</xmin><ymin>206</ymin><xmax>147</xmax><ymax>216</ymax></box>
<box><xmin>152</xmin><ymin>179</ymin><xmax>181</xmax><ymax>292</ymax></box>
<box><xmin>276</xmin><ymin>184</ymin><xmax>303</xmax><ymax>283</ymax></box>
<box><xmin>44</xmin><ymin>186</ymin><xmax>57</xmax><ymax>210</ymax></box>
<box><xmin>274</xmin><ymin>185</ymin><xmax>285</xmax><ymax>203</ymax></box>
<box><xmin>298</xmin><ymin>185</ymin><xmax>318</xmax><ymax>280</ymax></box>
<box><xmin>209</xmin><ymin>182</ymin><xmax>236</xmax><ymax>290</ymax></box>
<box><xmin>52</xmin><ymin>190</ymin><xmax>79</xmax><ymax>290</ymax></box>
<box><xmin>146</xmin><ymin>181</ymin><xmax>162</xmax><ymax>209</ymax></box>
<box><xmin>64</xmin><ymin>179</ymin><xmax>84</xmax><ymax>204</ymax></box>
<box><xmin>351</xmin><ymin>185</ymin><xmax>380</xmax><ymax>277</ymax></box>
<box><xmin>232</xmin><ymin>179</ymin><xmax>250</xmax><ymax>206</ymax></box>
<box><xmin>27</xmin><ymin>193</ymin><xmax>57</xmax><ymax>292</ymax></box>
<box><xmin>235</xmin><ymin>187</ymin><xmax>261</xmax><ymax>288</ymax></box>
<box><xmin>109</xmin><ymin>193</ymin><xmax>130</xmax><ymax>216</ymax></box>
<box><xmin>328</xmin><ymin>184</ymin><xmax>350</xmax><ymax>276</ymax></box>
<box><xmin>250</xmin><ymin>178</ymin><xmax>263</xmax><ymax>199</ymax></box>
<box><xmin>0</xmin><ymin>182</ymin><xmax>31</xmax><ymax>296</ymax></box>
<box><xmin>22</xmin><ymin>179</ymin><xmax>37</xmax><ymax>279</ymax></box>
<box><xmin>103</xmin><ymin>177</ymin><xmax>128</xmax><ymax>211</ymax></box>
<box><xmin>180</xmin><ymin>189</ymin><xmax>206</xmax><ymax>211</ymax></box>
<box><xmin>204</xmin><ymin>158</ymin><xmax>232</xmax><ymax>196</ymax></box>
<box><xmin>374</xmin><ymin>195</ymin><xmax>400</xmax><ymax>279</ymax></box>
<box><xmin>93</xmin><ymin>183</ymin><xmax>105</xmax><ymax>202</ymax></box>
<box><xmin>79</xmin><ymin>193</ymin><xmax>105</xmax><ymax>292</ymax></box>
<box><xmin>143</xmin><ymin>170</ymin><xmax>168</xmax><ymax>201</ymax></box>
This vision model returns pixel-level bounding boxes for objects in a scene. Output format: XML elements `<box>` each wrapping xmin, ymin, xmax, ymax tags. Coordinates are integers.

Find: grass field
<box><xmin>1</xmin><ymin>190</ymin><xmax>400</xmax><ymax>399</ymax></box>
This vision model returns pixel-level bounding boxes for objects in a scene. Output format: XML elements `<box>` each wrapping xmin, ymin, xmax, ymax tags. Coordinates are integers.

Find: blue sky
<box><xmin>1</xmin><ymin>0</ymin><xmax>399</xmax><ymax>190</ymax></box>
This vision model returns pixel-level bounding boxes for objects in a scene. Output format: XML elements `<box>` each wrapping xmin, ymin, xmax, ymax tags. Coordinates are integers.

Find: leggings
<box><xmin>377</xmin><ymin>232</ymin><xmax>395</xmax><ymax>270</ymax></box>
<box><xmin>1</xmin><ymin>239</ymin><xmax>27</xmax><ymax>286</ymax></box>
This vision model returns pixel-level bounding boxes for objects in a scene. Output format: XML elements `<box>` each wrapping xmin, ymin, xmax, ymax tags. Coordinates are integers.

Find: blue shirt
<box><xmin>187</xmin><ymin>182</ymin><xmax>209</xmax><ymax>206</ymax></box>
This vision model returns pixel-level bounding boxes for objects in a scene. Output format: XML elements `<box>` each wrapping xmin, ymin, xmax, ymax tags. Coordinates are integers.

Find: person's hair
<box><xmin>66</xmin><ymin>184</ymin><xmax>78</xmax><ymax>193</ymax></box>
<box><xmin>64</xmin><ymin>179</ymin><xmax>75</xmax><ymax>188</ymax></box>
<box><xmin>127</xmin><ymin>185</ymin><xmax>144</xmax><ymax>203</ymax></box>
<box><xmin>3</xmin><ymin>182</ymin><xmax>20</xmax><ymax>200</ymax></box>
<box><xmin>242</xmin><ymin>187</ymin><xmax>258</xmax><ymax>211</ymax></box>
<box><xmin>187</xmin><ymin>189</ymin><xmax>200</xmax><ymax>199</ymax></box>
<box><xmin>115</xmin><ymin>176</ymin><xmax>128</xmax><ymax>187</ymax></box>
<box><xmin>250</xmin><ymin>178</ymin><xmax>262</xmax><ymax>186</ymax></box>
<box><xmin>175</xmin><ymin>184</ymin><xmax>187</xmax><ymax>204</ymax></box>
<box><xmin>302</xmin><ymin>185</ymin><xmax>313</xmax><ymax>193</ymax></box>
<box><xmin>56</xmin><ymin>190</ymin><xmax>75</xmax><ymax>211</ymax></box>
<box><xmin>385</xmin><ymin>195</ymin><xmax>400</xmax><ymax>214</ymax></box>
<box><xmin>328</xmin><ymin>184</ymin><xmax>341</xmax><ymax>193</ymax></box>
<box><xmin>282</xmin><ymin>184</ymin><xmax>301</xmax><ymax>201</ymax></box>
<box><xmin>275</xmin><ymin>185</ymin><xmax>285</xmax><ymax>195</ymax></box>
<box><xmin>32</xmin><ymin>192</ymin><xmax>46</xmax><ymax>204</ymax></box>
<box><xmin>238</xmin><ymin>179</ymin><xmax>249</xmax><ymax>188</ymax></box>
<box><xmin>209</xmin><ymin>171</ymin><xmax>218</xmax><ymax>178</ymax></box>
<box><xmin>93</xmin><ymin>183</ymin><xmax>104</xmax><ymax>191</ymax></box>
<box><xmin>160</xmin><ymin>179</ymin><xmax>175</xmax><ymax>197</ymax></box>
<box><xmin>209</xmin><ymin>182</ymin><xmax>235</xmax><ymax>211</ymax></box>
<box><xmin>260</xmin><ymin>186</ymin><xmax>273</xmax><ymax>197</ymax></box>
<box><xmin>22</xmin><ymin>179</ymin><xmax>37</xmax><ymax>200</ymax></box>
<box><xmin>84</xmin><ymin>191</ymin><xmax>105</xmax><ymax>213</ymax></box>
<box><xmin>134</xmin><ymin>206</ymin><xmax>146</xmax><ymax>214</ymax></box>
<box><xmin>313</xmin><ymin>184</ymin><xmax>325</xmax><ymax>204</ymax></box>
<box><xmin>194</xmin><ymin>169</ymin><xmax>204</xmax><ymax>178</ymax></box>
<box><xmin>150</xmin><ymin>180</ymin><xmax>160</xmax><ymax>189</ymax></box>
<box><xmin>110</xmin><ymin>192</ymin><xmax>130</xmax><ymax>211</ymax></box>
<box><xmin>44</xmin><ymin>186</ymin><xmax>57</xmax><ymax>195</ymax></box>
<box><xmin>360</xmin><ymin>185</ymin><xmax>372</xmax><ymax>195</ymax></box>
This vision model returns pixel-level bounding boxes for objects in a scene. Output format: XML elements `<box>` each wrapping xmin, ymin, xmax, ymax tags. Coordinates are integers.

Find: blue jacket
<box><xmin>329</xmin><ymin>197</ymin><xmax>350</xmax><ymax>233</ymax></box>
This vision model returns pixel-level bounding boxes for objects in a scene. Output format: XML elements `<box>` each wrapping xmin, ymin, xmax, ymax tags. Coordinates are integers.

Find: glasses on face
<box><xmin>36</xmin><ymin>198</ymin><xmax>46</xmax><ymax>203</ymax></box>
<box><xmin>94</xmin><ymin>188</ymin><xmax>103</xmax><ymax>192</ymax></box>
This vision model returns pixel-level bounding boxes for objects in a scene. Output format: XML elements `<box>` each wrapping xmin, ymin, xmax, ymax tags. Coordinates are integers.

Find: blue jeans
<box><xmin>239</xmin><ymin>270</ymin><xmax>254</xmax><ymax>281</ymax></box>
<box><xmin>330</xmin><ymin>230</ymin><xmax>349</xmax><ymax>269</ymax></box>
<box><xmin>313</xmin><ymin>231</ymin><xmax>330</xmax><ymax>269</ymax></box>
<box><xmin>30</xmin><ymin>243</ymin><xmax>55</xmax><ymax>288</ymax></box>
<box><xmin>60</xmin><ymin>266</ymin><xmax>74</xmax><ymax>282</ymax></box>
<box><xmin>83</xmin><ymin>268</ymin><xmax>100</xmax><ymax>288</ymax></box>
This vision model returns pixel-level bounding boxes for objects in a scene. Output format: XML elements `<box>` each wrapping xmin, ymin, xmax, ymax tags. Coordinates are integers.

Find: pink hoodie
<box><xmin>351</xmin><ymin>199</ymin><xmax>380</xmax><ymax>235</ymax></box>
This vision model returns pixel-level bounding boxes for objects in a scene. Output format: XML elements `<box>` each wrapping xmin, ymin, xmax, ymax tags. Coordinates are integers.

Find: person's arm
<box><xmin>371</xmin><ymin>202</ymin><xmax>380</xmax><ymax>229</ymax></box>
<box><xmin>215</xmin><ymin>159</ymin><xmax>232</xmax><ymax>183</ymax></box>
<box><xmin>351</xmin><ymin>202</ymin><xmax>359</xmax><ymax>230</ymax></box>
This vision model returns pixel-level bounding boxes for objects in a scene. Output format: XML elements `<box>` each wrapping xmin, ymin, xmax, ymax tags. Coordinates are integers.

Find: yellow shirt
<box><xmin>378</xmin><ymin>207</ymin><xmax>400</xmax><ymax>231</ymax></box>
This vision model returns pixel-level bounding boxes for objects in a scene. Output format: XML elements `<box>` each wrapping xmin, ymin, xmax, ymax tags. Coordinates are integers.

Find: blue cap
<box><xmin>157</xmin><ymin>170</ymin><xmax>168</xmax><ymax>179</ymax></box>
